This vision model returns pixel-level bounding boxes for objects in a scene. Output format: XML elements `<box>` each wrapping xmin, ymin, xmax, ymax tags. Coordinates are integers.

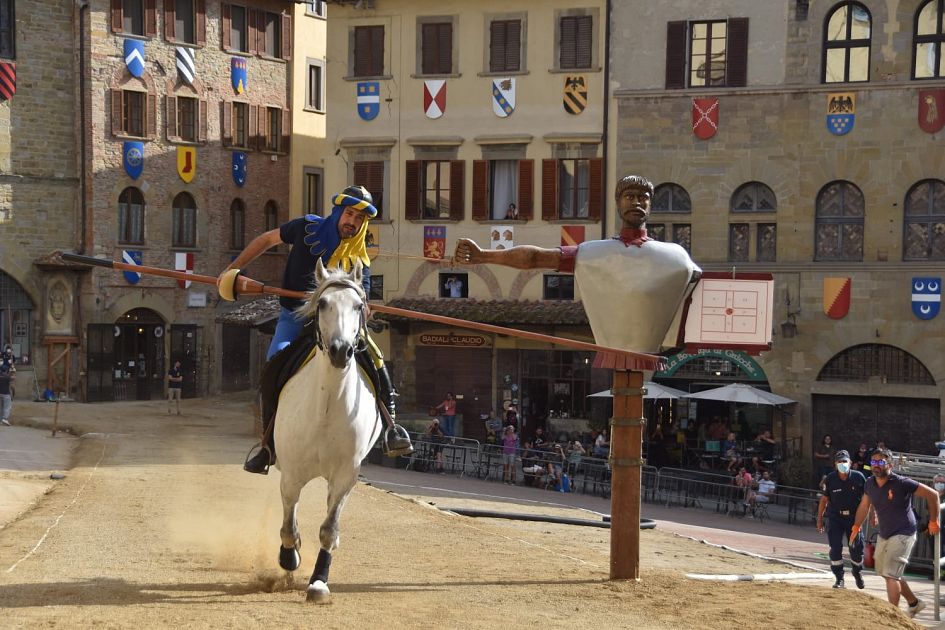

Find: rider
<box><xmin>218</xmin><ymin>185</ymin><xmax>413</xmax><ymax>474</ymax></box>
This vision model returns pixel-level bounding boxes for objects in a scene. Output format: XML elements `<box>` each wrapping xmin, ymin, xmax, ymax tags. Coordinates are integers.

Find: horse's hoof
<box><xmin>306</xmin><ymin>580</ymin><xmax>330</xmax><ymax>604</ymax></box>
<box><xmin>279</xmin><ymin>545</ymin><xmax>301</xmax><ymax>572</ymax></box>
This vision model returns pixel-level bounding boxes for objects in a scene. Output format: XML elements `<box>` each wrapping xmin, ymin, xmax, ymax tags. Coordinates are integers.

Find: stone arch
<box><xmin>104</xmin><ymin>292</ymin><xmax>174</xmax><ymax>325</ymax></box>
<box><xmin>508</xmin><ymin>269</ymin><xmax>542</xmax><ymax>300</ymax></box>
<box><xmin>404</xmin><ymin>261</ymin><xmax>503</xmax><ymax>299</ymax></box>
<box><xmin>816</xmin><ymin>343</ymin><xmax>935</xmax><ymax>385</ymax></box>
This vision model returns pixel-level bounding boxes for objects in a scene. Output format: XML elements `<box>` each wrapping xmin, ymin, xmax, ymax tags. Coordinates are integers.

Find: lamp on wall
<box><xmin>780</xmin><ymin>291</ymin><xmax>801</xmax><ymax>339</ymax></box>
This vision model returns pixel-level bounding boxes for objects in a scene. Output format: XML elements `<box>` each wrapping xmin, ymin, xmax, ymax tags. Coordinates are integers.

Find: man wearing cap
<box><xmin>218</xmin><ymin>186</ymin><xmax>412</xmax><ymax>474</ymax></box>
<box><xmin>817</xmin><ymin>449</ymin><xmax>867</xmax><ymax>589</ymax></box>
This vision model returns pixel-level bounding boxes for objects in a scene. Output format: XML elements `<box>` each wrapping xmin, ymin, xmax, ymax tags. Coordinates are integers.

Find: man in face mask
<box><xmin>817</xmin><ymin>450</ymin><xmax>867</xmax><ymax>589</ymax></box>
<box><xmin>850</xmin><ymin>448</ymin><xmax>941</xmax><ymax>619</ymax></box>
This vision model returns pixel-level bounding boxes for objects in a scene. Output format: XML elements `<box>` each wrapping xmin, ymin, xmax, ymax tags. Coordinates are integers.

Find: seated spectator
<box><xmin>424</xmin><ymin>418</ymin><xmax>446</xmax><ymax>474</ymax></box>
<box><xmin>532</xmin><ymin>426</ymin><xmax>547</xmax><ymax>447</ymax></box>
<box><xmin>546</xmin><ymin>443</ymin><xmax>567</xmax><ymax>489</ymax></box>
<box><xmin>749</xmin><ymin>471</ymin><xmax>777</xmax><ymax>512</ymax></box>
<box><xmin>520</xmin><ymin>440</ymin><xmax>544</xmax><ymax>486</ymax></box>
<box><xmin>484</xmin><ymin>427</ymin><xmax>497</xmax><ymax>445</ymax></box>
<box><xmin>734</xmin><ymin>466</ymin><xmax>754</xmax><ymax>508</ymax></box>
<box><xmin>708</xmin><ymin>416</ymin><xmax>728</xmax><ymax>440</ymax></box>
<box><xmin>566</xmin><ymin>440</ymin><xmax>585</xmax><ymax>474</ymax></box>
<box><xmin>750</xmin><ymin>430</ymin><xmax>777</xmax><ymax>472</ymax></box>
<box><xmin>722</xmin><ymin>431</ymin><xmax>740</xmax><ymax>472</ymax></box>
<box><xmin>593</xmin><ymin>429</ymin><xmax>610</xmax><ymax>458</ymax></box>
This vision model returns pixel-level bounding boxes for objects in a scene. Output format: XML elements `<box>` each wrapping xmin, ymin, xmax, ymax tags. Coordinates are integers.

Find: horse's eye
<box><xmin>318</xmin><ymin>297</ymin><xmax>328</xmax><ymax>310</ymax></box>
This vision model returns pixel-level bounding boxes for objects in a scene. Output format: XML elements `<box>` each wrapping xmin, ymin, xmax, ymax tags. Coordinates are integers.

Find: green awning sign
<box><xmin>655</xmin><ymin>349</ymin><xmax>766</xmax><ymax>381</ymax></box>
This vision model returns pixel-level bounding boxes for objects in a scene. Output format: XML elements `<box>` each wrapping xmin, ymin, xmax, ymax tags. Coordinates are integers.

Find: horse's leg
<box><xmin>278</xmin><ymin>476</ymin><xmax>305</xmax><ymax>572</ymax></box>
<box><xmin>306</xmin><ymin>470</ymin><xmax>358</xmax><ymax>603</ymax></box>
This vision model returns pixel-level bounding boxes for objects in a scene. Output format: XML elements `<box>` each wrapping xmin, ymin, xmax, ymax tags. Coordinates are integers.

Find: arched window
<box><xmin>815</xmin><ymin>181</ymin><xmax>864</xmax><ymax>261</ymax></box>
<box><xmin>822</xmin><ymin>2</ymin><xmax>871</xmax><ymax>83</ymax></box>
<box><xmin>914</xmin><ymin>0</ymin><xmax>945</xmax><ymax>79</ymax></box>
<box><xmin>817</xmin><ymin>344</ymin><xmax>935</xmax><ymax>385</ymax></box>
<box><xmin>903</xmin><ymin>179</ymin><xmax>945</xmax><ymax>260</ymax></box>
<box><xmin>230</xmin><ymin>198</ymin><xmax>245</xmax><ymax>250</ymax></box>
<box><xmin>652</xmin><ymin>183</ymin><xmax>691</xmax><ymax>213</ymax></box>
<box><xmin>730</xmin><ymin>182</ymin><xmax>777</xmax><ymax>212</ymax></box>
<box><xmin>172</xmin><ymin>192</ymin><xmax>197</xmax><ymax>248</ymax></box>
<box><xmin>118</xmin><ymin>187</ymin><xmax>145</xmax><ymax>244</ymax></box>
<box><xmin>264</xmin><ymin>200</ymin><xmax>279</xmax><ymax>232</ymax></box>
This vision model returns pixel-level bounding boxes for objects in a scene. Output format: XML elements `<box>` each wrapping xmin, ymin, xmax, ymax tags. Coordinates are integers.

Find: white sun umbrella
<box><xmin>588</xmin><ymin>381</ymin><xmax>689</xmax><ymax>400</ymax></box>
<box><xmin>684</xmin><ymin>383</ymin><xmax>795</xmax><ymax>406</ymax></box>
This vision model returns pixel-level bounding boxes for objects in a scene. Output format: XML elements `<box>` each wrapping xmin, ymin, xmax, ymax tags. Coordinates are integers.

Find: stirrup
<box><xmin>383</xmin><ymin>424</ymin><xmax>413</xmax><ymax>458</ymax></box>
<box><xmin>244</xmin><ymin>443</ymin><xmax>274</xmax><ymax>475</ymax></box>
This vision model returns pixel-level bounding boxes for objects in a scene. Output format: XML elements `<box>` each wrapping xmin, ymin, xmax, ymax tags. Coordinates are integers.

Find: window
<box><xmin>0</xmin><ymin>0</ymin><xmax>15</xmax><ymax>58</ymax></box>
<box><xmin>757</xmin><ymin>223</ymin><xmax>777</xmax><ymax>262</ymax></box>
<box><xmin>648</xmin><ymin>223</ymin><xmax>666</xmax><ymax>241</ymax></box>
<box><xmin>263</xmin><ymin>11</ymin><xmax>281</xmax><ymax>58</ymax></box>
<box><xmin>111</xmin><ymin>0</ymin><xmax>156</xmax><ymax>37</ymax></box>
<box><xmin>673</xmin><ymin>224</ymin><xmax>692</xmax><ymax>253</ymax></box>
<box><xmin>559</xmin><ymin>15</ymin><xmax>592</xmax><ymax>69</ymax></box>
<box><xmin>173</xmin><ymin>0</ymin><xmax>195</xmax><ymax>43</ymax></box>
<box><xmin>177</xmin><ymin>96</ymin><xmax>196</xmax><ymax>141</ymax></box>
<box><xmin>230</xmin><ymin>198</ymin><xmax>245</xmax><ymax>249</ymax></box>
<box><xmin>731</xmin><ymin>182</ymin><xmax>777</xmax><ymax>212</ymax></box>
<box><xmin>652</xmin><ymin>183</ymin><xmax>692</xmax><ymax>213</ymax></box>
<box><xmin>353</xmin><ymin>161</ymin><xmax>384</xmax><ymax>219</ymax></box>
<box><xmin>490</xmin><ymin>160</ymin><xmax>519</xmax><ymax>219</ymax></box>
<box><xmin>306</xmin><ymin>59</ymin><xmax>325</xmax><ymax>111</ymax></box>
<box><xmin>472</xmin><ymin>159</ymin><xmax>533</xmax><ymax>222</ymax></box>
<box><xmin>729</xmin><ymin>223</ymin><xmax>749</xmax><ymax>262</ymax></box>
<box><xmin>306</xmin><ymin>1</ymin><xmax>327</xmax><ymax>18</ymax></box>
<box><xmin>123</xmin><ymin>0</ymin><xmax>144</xmax><ymax>35</ymax></box>
<box><xmin>264</xmin><ymin>200</ymin><xmax>279</xmax><ymax>232</ymax></box>
<box><xmin>405</xmin><ymin>159</ymin><xmax>464</xmax><ymax>220</ymax></box>
<box><xmin>369</xmin><ymin>274</ymin><xmax>384</xmax><ymax>301</ymax></box>
<box><xmin>543</xmin><ymin>274</ymin><xmax>574</xmax><ymax>300</ymax></box>
<box><xmin>815</xmin><ymin>180</ymin><xmax>864</xmax><ymax>261</ymax></box>
<box><xmin>422</xmin><ymin>160</ymin><xmax>453</xmax><ymax>219</ymax></box>
<box><xmin>903</xmin><ymin>179</ymin><xmax>945</xmax><ymax>260</ymax></box>
<box><xmin>665</xmin><ymin>18</ymin><xmax>749</xmax><ymax>89</ymax></box>
<box><xmin>264</xmin><ymin>106</ymin><xmax>280</xmax><ymax>152</ymax></box>
<box><xmin>421</xmin><ymin>22</ymin><xmax>453</xmax><ymax>75</ymax></box>
<box><xmin>167</xmin><ymin>96</ymin><xmax>206</xmax><ymax>143</ymax></box>
<box><xmin>229</xmin><ymin>5</ymin><xmax>248</xmax><ymax>53</ymax></box>
<box><xmin>490</xmin><ymin>19</ymin><xmax>521</xmax><ymax>72</ymax></box>
<box><xmin>303</xmin><ymin>167</ymin><xmax>324</xmax><ymax>216</ymax></box>
<box><xmin>118</xmin><ymin>187</ymin><xmax>145</xmax><ymax>244</ymax></box>
<box><xmin>558</xmin><ymin>159</ymin><xmax>589</xmax><ymax>219</ymax></box>
<box><xmin>823</xmin><ymin>2</ymin><xmax>871</xmax><ymax>83</ymax></box>
<box><xmin>233</xmin><ymin>101</ymin><xmax>249</xmax><ymax>148</ymax></box>
<box><xmin>172</xmin><ymin>192</ymin><xmax>197</xmax><ymax>248</ymax></box>
<box><xmin>541</xmin><ymin>157</ymin><xmax>602</xmax><ymax>221</ymax></box>
<box><xmin>439</xmin><ymin>273</ymin><xmax>468</xmax><ymax>299</ymax></box>
<box><xmin>120</xmin><ymin>90</ymin><xmax>146</xmax><ymax>137</ymax></box>
<box><xmin>914</xmin><ymin>0</ymin><xmax>945</xmax><ymax>79</ymax></box>
<box><xmin>353</xmin><ymin>25</ymin><xmax>385</xmax><ymax>77</ymax></box>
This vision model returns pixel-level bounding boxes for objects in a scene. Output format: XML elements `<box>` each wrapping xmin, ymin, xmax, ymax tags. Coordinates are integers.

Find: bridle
<box><xmin>310</xmin><ymin>277</ymin><xmax>368</xmax><ymax>354</ymax></box>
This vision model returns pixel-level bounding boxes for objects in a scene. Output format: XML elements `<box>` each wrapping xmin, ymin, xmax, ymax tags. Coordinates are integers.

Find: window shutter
<box><xmin>164</xmin><ymin>0</ymin><xmax>176</xmax><ymax>40</ymax></box>
<box><xmin>371</xmin><ymin>27</ymin><xmax>384</xmax><ymax>75</ymax></box>
<box><xmin>575</xmin><ymin>16</ymin><xmax>592</xmax><ymax>68</ymax></box>
<box><xmin>249</xmin><ymin>9</ymin><xmax>260</xmax><ymax>55</ymax></box>
<box><xmin>146</xmin><ymin>92</ymin><xmax>157</xmax><ymax>138</ymax></box>
<box><xmin>449</xmin><ymin>160</ymin><xmax>465</xmax><ymax>220</ymax></box>
<box><xmin>507</xmin><ymin>21</ymin><xmax>521</xmax><ymax>71</ymax></box>
<box><xmin>354</xmin><ymin>27</ymin><xmax>369</xmax><ymax>76</ymax></box>
<box><xmin>111</xmin><ymin>0</ymin><xmax>123</xmax><ymax>33</ymax></box>
<box><xmin>111</xmin><ymin>89</ymin><xmax>123</xmax><ymax>135</ymax></box>
<box><xmin>726</xmin><ymin>17</ymin><xmax>749</xmax><ymax>87</ymax></box>
<box><xmin>221</xmin><ymin>3</ymin><xmax>231</xmax><ymax>50</ymax></box>
<box><xmin>439</xmin><ymin>23</ymin><xmax>452</xmax><ymax>74</ymax></box>
<box><xmin>404</xmin><ymin>160</ymin><xmax>420</xmax><ymax>220</ymax></box>
<box><xmin>472</xmin><ymin>160</ymin><xmax>488</xmax><ymax>220</ymax></box>
<box><xmin>196</xmin><ymin>0</ymin><xmax>206</xmax><ymax>45</ymax></box>
<box><xmin>587</xmin><ymin>157</ymin><xmax>603</xmax><ymax>221</ymax></box>
<box><xmin>489</xmin><ymin>21</ymin><xmax>506</xmax><ymax>73</ymax></box>
<box><xmin>541</xmin><ymin>159</ymin><xmax>558</xmax><ymax>221</ymax></box>
<box><xmin>248</xmin><ymin>104</ymin><xmax>258</xmax><ymax>150</ymax></box>
<box><xmin>222</xmin><ymin>101</ymin><xmax>232</xmax><ymax>147</ymax></box>
<box><xmin>198</xmin><ymin>99</ymin><xmax>208</xmax><ymax>142</ymax></box>
<box><xmin>354</xmin><ymin>161</ymin><xmax>368</xmax><ymax>187</ymax></box>
<box><xmin>421</xmin><ymin>23</ymin><xmax>437</xmax><ymax>74</ymax></box>
<box><xmin>166</xmin><ymin>95</ymin><xmax>178</xmax><ymax>139</ymax></box>
<box><xmin>560</xmin><ymin>17</ymin><xmax>576</xmax><ymax>68</ymax></box>
<box><xmin>280</xmin><ymin>108</ymin><xmax>290</xmax><ymax>153</ymax></box>
<box><xmin>281</xmin><ymin>12</ymin><xmax>292</xmax><ymax>60</ymax></box>
<box><xmin>145</xmin><ymin>0</ymin><xmax>157</xmax><ymax>37</ymax></box>
<box><xmin>665</xmin><ymin>21</ymin><xmax>687</xmax><ymax>89</ymax></box>
<box><xmin>258</xmin><ymin>105</ymin><xmax>267</xmax><ymax>150</ymax></box>
<box><xmin>518</xmin><ymin>159</ymin><xmax>534</xmax><ymax>220</ymax></box>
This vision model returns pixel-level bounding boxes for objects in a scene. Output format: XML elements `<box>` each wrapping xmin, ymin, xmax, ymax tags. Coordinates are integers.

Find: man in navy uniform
<box><xmin>816</xmin><ymin>449</ymin><xmax>866</xmax><ymax>589</ymax></box>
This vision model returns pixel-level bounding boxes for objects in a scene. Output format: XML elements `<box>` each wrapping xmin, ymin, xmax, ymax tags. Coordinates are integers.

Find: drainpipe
<box><xmin>78</xmin><ymin>0</ymin><xmax>89</xmax><ymax>254</ymax></box>
<box><xmin>600</xmin><ymin>0</ymin><xmax>612</xmax><ymax>239</ymax></box>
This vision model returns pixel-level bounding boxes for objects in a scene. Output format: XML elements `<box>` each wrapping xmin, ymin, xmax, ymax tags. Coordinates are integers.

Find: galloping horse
<box><xmin>273</xmin><ymin>259</ymin><xmax>381</xmax><ymax>603</ymax></box>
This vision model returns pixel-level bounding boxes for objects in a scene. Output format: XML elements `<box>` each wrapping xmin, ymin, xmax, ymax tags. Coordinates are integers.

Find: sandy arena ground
<box><xmin>0</xmin><ymin>395</ymin><xmax>923</xmax><ymax>629</ymax></box>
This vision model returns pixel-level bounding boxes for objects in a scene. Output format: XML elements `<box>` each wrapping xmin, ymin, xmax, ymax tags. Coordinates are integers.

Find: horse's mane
<box><xmin>294</xmin><ymin>265</ymin><xmax>363</xmax><ymax>322</ymax></box>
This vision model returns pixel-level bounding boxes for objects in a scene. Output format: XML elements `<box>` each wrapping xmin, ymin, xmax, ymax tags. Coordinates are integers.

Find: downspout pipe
<box><xmin>600</xmin><ymin>0</ymin><xmax>612</xmax><ymax>240</ymax></box>
<box><xmin>78</xmin><ymin>0</ymin><xmax>89</xmax><ymax>254</ymax></box>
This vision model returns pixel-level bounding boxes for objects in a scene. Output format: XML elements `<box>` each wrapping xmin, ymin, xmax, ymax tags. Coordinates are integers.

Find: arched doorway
<box><xmin>87</xmin><ymin>308</ymin><xmax>166</xmax><ymax>402</ymax></box>
<box><xmin>0</xmin><ymin>270</ymin><xmax>34</xmax><ymax>363</ymax></box>
<box><xmin>813</xmin><ymin>344</ymin><xmax>938</xmax><ymax>454</ymax></box>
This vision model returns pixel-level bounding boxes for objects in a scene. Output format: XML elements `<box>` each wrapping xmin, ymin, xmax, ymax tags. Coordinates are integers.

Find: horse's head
<box><xmin>297</xmin><ymin>259</ymin><xmax>367</xmax><ymax>369</ymax></box>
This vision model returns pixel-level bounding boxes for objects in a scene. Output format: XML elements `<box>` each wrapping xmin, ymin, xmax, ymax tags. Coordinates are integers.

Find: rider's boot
<box><xmin>376</xmin><ymin>363</ymin><xmax>413</xmax><ymax>457</ymax></box>
<box><xmin>244</xmin><ymin>398</ymin><xmax>276</xmax><ymax>475</ymax></box>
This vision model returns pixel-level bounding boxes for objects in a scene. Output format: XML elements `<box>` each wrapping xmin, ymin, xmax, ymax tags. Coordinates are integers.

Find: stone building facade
<box><xmin>611</xmin><ymin>0</ymin><xmax>945</xmax><ymax>460</ymax></box>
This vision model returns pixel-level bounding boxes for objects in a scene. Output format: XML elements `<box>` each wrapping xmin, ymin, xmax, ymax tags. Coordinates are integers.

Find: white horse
<box><xmin>273</xmin><ymin>259</ymin><xmax>382</xmax><ymax>603</ymax></box>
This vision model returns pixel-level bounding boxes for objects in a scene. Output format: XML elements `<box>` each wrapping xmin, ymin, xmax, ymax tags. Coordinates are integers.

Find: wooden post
<box><xmin>610</xmin><ymin>369</ymin><xmax>645</xmax><ymax>580</ymax></box>
<box><xmin>52</xmin><ymin>397</ymin><xmax>60</xmax><ymax>437</ymax></box>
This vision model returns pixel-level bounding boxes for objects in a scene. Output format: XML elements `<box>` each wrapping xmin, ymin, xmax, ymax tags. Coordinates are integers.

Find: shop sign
<box><xmin>418</xmin><ymin>333</ymin><xmax>488</xmax><ymax>347</ymax></box>
<box><xmin>656</xmin><ymin>349</ymin><xmax>765</xmax><ymax>381</ymax></box>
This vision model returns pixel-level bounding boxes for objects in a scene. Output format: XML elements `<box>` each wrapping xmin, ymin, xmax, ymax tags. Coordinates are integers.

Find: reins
<box><xmin>308</xmin><ymin>277</ymin><xmax>369</xmax><ymax>354</ymax></box>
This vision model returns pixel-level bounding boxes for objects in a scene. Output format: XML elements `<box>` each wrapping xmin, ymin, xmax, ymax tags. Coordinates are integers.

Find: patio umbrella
<box><xmin>684</xmin><ymin>383</ymin><xmax>795</xmax><ymax>406</ymax></box>
<box><xmin>588</xmin><ymin>381</ymin><xmax>689</xmax><ymax>400</ymax></box>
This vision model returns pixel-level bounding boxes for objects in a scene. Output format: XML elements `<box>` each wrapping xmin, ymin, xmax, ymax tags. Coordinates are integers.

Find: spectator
<box><xmin>547</xmin><ymin>443</ymin><xmax>568</xmax><ymax>491</ymax></box>
<box><xmin>533</xmin><ymin>426</ymin><xmax>547</xmax><ymax>447</ymax></box>
<box><xmin>485</xmin><ymin>427</ymin><xmax>497</xmax><ymax>445</ymax></box>
<box><xmin>751</xmin><ymin>429</ymin><xmax>777</xmax><ymax>472</ymax></box>
<box><xmin>520</xmin><ymin>440</ymin><xmax>544</xmax><ymax>486</ymax></box>
<box><xmin>444</xmin><ymin>275</ymin><xmax>464</xmax><ymax>298</ymax></box>
<box><xmin>167</xmin><ymin>360</ymin><xmax>183</xmax><ymax>416</ymax></box>
<box><xmin>748</xmin><ymin>470</ymin><xmax>777</xmax><ymax>516</ymax></box>
<box><xmin>434</xmin><ymin>392</ymin><xmax>457</xmax><ymax>437</ymax></box>
<box><xmin>722</xmin><ymin>432</ymin><xmax>740</xmax><ymax>472</ymax></box>
<box><xmin>735</xmin><ymin>466</ymin><xmax>754</xmax><ymax>511</ymax></box>
<box><xmin>505</xmin><ymin>403</ymin><xmax>519</xmax><ymax>431</ymax></box>
<box><xmin>501</xmin><ymin>425</ymin><xmax>519</xmax><ymax>484</ymax></box>
<box><xmin>424</xmin><ymin>418</ymin><xmax>446</xmax><ymax>474</ymax></box>
<box><xmin>567</xmin><ymin>440</ymin><xmax>585</xmax><ymax>475</ymax></box>
<box><xmin>0</xmin><ymin>363</ymin><xmax>12</xmax><ymax>426</ymax></box>
<box><xmin>593</xmin><ymin>428</ymin><xmax>609</xmax><ymax>458</ymax></box>
<box><xmin>506</xmin><ymin>202</ymin><xmax>519</xmax><ymax>220</ymax></box>
<box><xmin>707</xmin><ymin>416</ymin><xmax>728</xmax><ymax>440</ymax></box>
<box><xmin>851</xmin><ymin>442</ymin><xmax>870</xmax><ymax>472</ymax></box>
<box><xmin>1</xmin><ymin>343</ymin><xmax>14</xmax><ymax>368</ymax></box>
<box><xmin>814</xmin><ymin>434</ymin><xmax>835</xmax><ymax>488</ymax></box>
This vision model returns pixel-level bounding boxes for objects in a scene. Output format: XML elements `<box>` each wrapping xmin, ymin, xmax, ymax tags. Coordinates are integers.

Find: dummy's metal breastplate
<box><xmin>574</xmin><ymin>239</ymin><xmax>701</xmax><ymax>354</ymax></box>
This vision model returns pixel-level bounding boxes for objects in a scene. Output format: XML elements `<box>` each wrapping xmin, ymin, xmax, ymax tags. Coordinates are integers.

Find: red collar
<box><xmin>617</xmin><ymin>227</ymin><xmax>651</xmax><ymax>247</ymax></box>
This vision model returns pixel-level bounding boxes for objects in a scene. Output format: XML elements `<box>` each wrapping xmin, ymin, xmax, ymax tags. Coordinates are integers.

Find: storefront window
<box><xmin>521</xmin><ymin>350</ymin><xmax>593</xmax><ymax>422</ymax></box>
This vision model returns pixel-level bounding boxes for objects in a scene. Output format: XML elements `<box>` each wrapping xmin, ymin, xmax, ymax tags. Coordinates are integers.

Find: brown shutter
<box><xmin>111</xmin><ymin>0</ymin><xmax>123</xmax><ymax>33</ymax></box>
<box><xmin>587</xmin><ymin>158</ymin><xmax>603</xmax><ymax>221</ymax></box>
<box><xmin>559</xmin><ymin>16</ymin><xmax>576</xmax><ymax>68</ymax></box>
<box><xmin>248</xmin><ymin>9</ymin><xmax>259</xmax><ymax>55</ymax></box>
<box><xmin>421</xmin><ymin>23</ymin><xmax>437</xmax><ymax>74</ymax></box>
<box><xmin>198</xmin><ymin>99</ymin><xmax>208</xmax><ymax>142</ymax></box>
<box><xmin>111</xmin><ymin>89</ymin><xmax>123</xmax><ymax>135</ymax></box>
<box><xmin>257</xmin><ymin>105</ymin><xmax>267</xmax><ymax>150</ymax></box>
<box><xmin>164</xmin><ymin>0</ymin><xmax>176</xmax><ymax>40</ymax></box>
<box><xmin>518</xmin><ymin>159</ymin><xmax>534</xmax><ymax>220</ymax></box>
<box><xmin>280</xmin><ymin>108</ymin><xmax>290</xmax><ymax>153</ymax></box>
<box><xmin>221</xmin><ymin>4</ymin><xmax>231</xmax><ymax>50</ymax></box>
<box><xmin>576</xmin><ymin>15</ymin><xmax>592</xmax><ymax>68</ymax></box>
<box><xmin>541</xmin><ymin>159</ymin><xmax>558</xmax><ymax>221</ymax></box>
<box><xmin>195</xmin><ymin>0</ymin><xmax>206</xmax><ymax>45</ymax></box>
<box><xmin>222</xmin><ymin>101</ymin><xmax>232</xmax><ymax>147</ymax></box>
<box><xmin>372</xmin><ymin>27</ymin><xmax>384</xmax><ymax>75</ymax></box>
<box><xmin>281</xmin><ymin>12</ymin><xmax>292</xmax><ymax>60</ymax></box>
<box><xmin>489</xmin><ymin>21</ymin><xmax>506</xmax><ymax>73</ymax></box>
<box><xmin>507</xmin><ymin>20</ymin><xmax>521</xmax><ymax>71</ymax></box>
<box><xmin>354</xmin><ymin>161</ymin><xmax>369</xmax><ymax>187</ymax></box>
<box><xmin>146</xmin><ymin>92</ymin><xmax>157</xmax><ymax>138</ymax></box>
<box><xmin>145</xmin><ymin>0</ymin><xmax>157</xmax><ymax>37</ymax></box>
<box><xmin>472</xmin><ymin>160</ymin><xmax>488</xmax><ymax>220</ymax></box>
<box><xmin>404</xmin><ymin>160</ymin><xmax>420</xmax><ymax>220</ymax></box>
<box><xmin>248</xmin><ymin>104</ymin><xmax>257</xmax><ymax>150</ymax></box>
<box><xmin>440</xmin><ymin>23</ymin><xmax>453</xmax><ymax>74</ymax></box>
<box><xmin>665</xmin><ymin>21</ymin><xmax>687</xmax><ymax>89</ymax></box>
<box><xmin>449</xmin><ymin>160</ymin><xmax>465</xmax><ymax>220</ymax></box>
<box><xmin>354</xmin><ymin>27</ymin><xmax>368</xmax><ymax>76</ymax></box>
<box><xmin>726</xmin><ymin>17</ymin><xmax>749</xmax><ymax>87</ymax></box>
<box><xmin>166</xmin><ymin>95</ymin><xmax>178</xmax><ymax>139</ymax></box>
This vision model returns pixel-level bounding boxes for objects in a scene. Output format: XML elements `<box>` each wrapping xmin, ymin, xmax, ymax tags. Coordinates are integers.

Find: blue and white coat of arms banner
<box><xmin>912</xmin><ymin>277</ymin><xmax>941</xmax><ymax>320</ymax></box>
<box><xmin>123</xmin><ymin>141</ymin><xmax>144</xmax><ymax>179</ymax></box>
<box><xmin>826</xmin><ymin>92</ymin><xmax>855</xmax><ymax>136</ymax></box>
<box><xmin>492</xmin><ymin>78</ymin><xmax>516</xmax><ymax>117</ymax></box>
<box><xmin>357</xmin><ymin>82</ymin><xmax>380</xmax><ymax>120</ymax></box>
<box><xmin>176</xmin><ymin>46</ymin><xmax>195</xmax><ymax>85</ymax></box>
<box><xmin>232</xmin><ymin>151</ymin><xmax>246</xmax><ymax>187</ymax></box>
<box><xmin>124</xmin><ymin>39</ymin><xmax>145</xmax><ymax>78</ymax></box>
<box><xmin>122</xmin><ymin>250</ymin><xmax>143</xmax><ymax>285</ymax></box>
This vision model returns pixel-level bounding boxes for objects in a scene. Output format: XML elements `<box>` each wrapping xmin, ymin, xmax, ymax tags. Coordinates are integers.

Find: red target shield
<box><xmin>692</xmin><ymin>98</ymin><xmax>719</xmax><ymax>140</ymax></box>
